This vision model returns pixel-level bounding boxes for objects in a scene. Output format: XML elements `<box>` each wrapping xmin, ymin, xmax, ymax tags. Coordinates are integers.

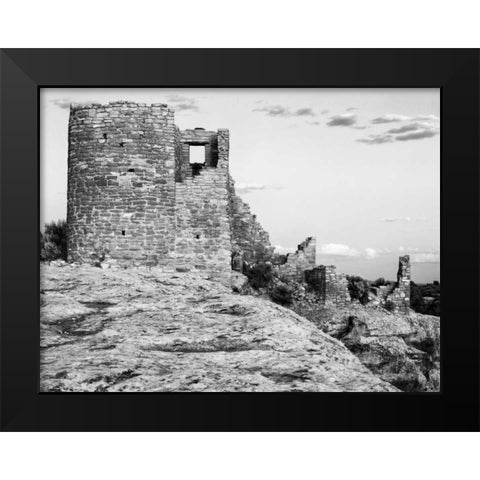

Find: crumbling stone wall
<box><xmin>365</xmin><ymin>256</ymin><xmax>411</xmax><ymax>313</ymax></box>
<box><xmin>275</xmin><ymin>237</ymin><xmax>317</xmax><ymax>281</ymax></box>
<box><xmin>67</xmin><ymin>102</ymin><xmax>232</xmax><ymax>277</ymax></box>
<box><xmin>174</xmin><ymin>129</ymin><xmax>231</xmax><ymax>276</ymax></box>
<box><xmin>305</xmin><ymin>265</ymin><xmax>351</xmax><ymax>307</ymax></box>
<box><xmin>385</xmin><ymin>255</ymin><xmax>411</xmax><ymax>313</ymax></box>
<box><xmin>67</xmin><ymin>102</ymin><xmax>178</xmax><ymax>267</ymax></box>
<box><xmin>228</xmin><ymin>178</ymin><xmax>274</xmax><ymax>269</ymax></box>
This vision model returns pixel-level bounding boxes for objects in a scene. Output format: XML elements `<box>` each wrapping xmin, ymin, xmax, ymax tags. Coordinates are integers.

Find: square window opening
<box><xmin>189</xmin><ymin>145</ymin><xmax>206</xmax><ymax>165</ymax></box>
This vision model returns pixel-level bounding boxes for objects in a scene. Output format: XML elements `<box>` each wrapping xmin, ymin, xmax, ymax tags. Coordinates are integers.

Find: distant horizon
<box><xmin>41</xmin><ymin>88</ymin><xmax>440</xmax><ymax>283</ymax></box>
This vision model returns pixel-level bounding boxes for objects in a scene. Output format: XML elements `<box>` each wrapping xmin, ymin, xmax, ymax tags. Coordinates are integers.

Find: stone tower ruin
<box><xmin>66</xmin><ymin>100</ymin><xmax>411</xmax><ymax>312</ymax></box>
<box><xmin>67</xmin><ymin>101</ymin><xmax>232</xmax><ymax>276</ymax></box>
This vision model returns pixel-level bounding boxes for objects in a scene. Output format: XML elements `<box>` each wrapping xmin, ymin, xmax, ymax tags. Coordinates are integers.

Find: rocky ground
<box><xmin>40</xmin><ymin>263</ymin><xmax>398</xmax><ymax>392</ymax></box>
<box><xmin>290</xmin><ymin>294</ymin><xmax>440</xmax><ymax>392</ymax></box>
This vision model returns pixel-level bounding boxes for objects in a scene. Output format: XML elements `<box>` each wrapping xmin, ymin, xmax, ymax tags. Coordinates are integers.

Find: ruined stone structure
<box><xmin>66</xmin><ymin>101</ymin><xmax>411</xmax><ymax>312</ymax></box>
<box><xmin>67</xmin><ymin>102</ymin><xmax>234</xmax><ymax>277</ymax></box>
<box><xmin>305</xmin><ymin>265</ymin><xmax>350</xmax><ymax>307</ymax></box>
<box><xmin>386</xmin><ymin>255</ymin><xmax>411</xmax><ymax>313</ymax></box>
<box><xmin>367</xmin><ymin>256</ymin><xmax>411</xmax><ymax>313</ymax></box>
<box><xmin>274</xmin><ymin>237</ymin><xmax>317</xmax><ymax>281</ymax></box>
<box><xmin>228</xmin><ymin>178</ymin><xmax>274</xmax><ymax>268</ymax></box>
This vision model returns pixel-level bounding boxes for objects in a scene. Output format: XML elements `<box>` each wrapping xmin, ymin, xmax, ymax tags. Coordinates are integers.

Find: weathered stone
<box><xmin>40</xmin><ymin>264</ymin><xmax>398</xmax><ymax>392</ymax></box>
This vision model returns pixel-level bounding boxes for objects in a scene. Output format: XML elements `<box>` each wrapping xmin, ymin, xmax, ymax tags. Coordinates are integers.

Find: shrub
<box><xmin>269</xmin><ymin>283</ymin><xmax>293</xmax><ymax>305</ymax></box>
<box><xmin>245</xmin><ymin>262</ymin><xmax>274</xmax><ymax>289</ymax></box>
<box><xmin>40</xmin><ymin>220</ymin><xmax>67</xmax><ymax>261</ymax></box>
<box><xmin>384</xmin><ymin>300</ymin><xmax>396</xmax><ymax>312</ymax></box>
<box><xmin>371</xmin><ymin>277</ymin><xmax>388</xmax><ymax>287</ymax></box>
<box><xmin>347</xmin><ymin>275</ymin><xmax>370</xmax><ymax>305</ymax></box>
<box><xmin>410</xmin><ymin>281</ymin><xmax>440</xmax><ymax>317</ymax></box>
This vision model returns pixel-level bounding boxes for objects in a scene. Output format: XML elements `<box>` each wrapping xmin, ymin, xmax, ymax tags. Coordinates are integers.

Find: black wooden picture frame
<box><xmin>1</xmin><ymin>49</ymin><xmax>478</xmax><ymax>431</ymax></box>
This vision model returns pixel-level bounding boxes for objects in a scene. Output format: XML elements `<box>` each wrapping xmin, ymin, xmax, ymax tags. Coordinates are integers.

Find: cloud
<box><xmin>415</xmin><ymin>114</ymin><xmax>440</xmax><ymax>122</ymax></box>
<box><xmin>321</xmin><ymin>109</ymin><xmax>329</xmax><ymax>115</ymax></box>
<box><xmin>386</xmin><ymin>123</ymin><xmax>425</xmax><ymax>134</ymax></box>
<box><xmin>294</xmin><ymin>108</ymin><xmax>315</xmax><ymax>116</ymax></box>
<box><xmin>253</xmin><ymin>105</ymin><xmax>289</xmax><ymax>116</ymax></box>
<box><xmin>253</xmin><ymin>105</ymin><xmax>316</xmax><ymax>118</ymax></box>
<box><xmin>357</xmin><ymin>133</ymin><xmax>394</xmax><ymax>145</ymax></box>
<box><xmin>274</xmin><ymin>245</ymin><xmax>295</xmax><ymax>254</ymax></box>
<box><xmin>371</xmin><ymin>113</ymin><xmax>439</xmax><ymax>125</ymax></box>
<box><xmin>358</xmin><ymin>121</ymin><xmax>439</xmax><ymax>145</ymax></box>
<box><xmin>411</xmin><ymin>252</ymin><xmax>440</xmax><ymax>263</ymax></box>
<box><xmin>380</xmin><ymin>216</ymin><xmax>412</xmax><ymax>222</ymax></box>
<box><xmin>318</xmin><ymin>243</ymin><xmax>380</xmax><ymax>260</ymax></box>
<box><xmin>396</xmin><ymin>128</ymin><xmax>438</xmax><ymax>141</ymax></box>
<box><xmin>235</xmin><ymin>183</ymin><xmax>267</xmax><ymax>193</ymax></box>
<box><xmin>319</xmin><ymin>243</ymin><xmax>360</xmax><ymax>257</ymax></box>
<box><xmin>326</xmin><ymin>113</ymin><xmax>357</xmax><ymax>127</ymax></box>
<box><xmin>235</xmin><ymin>183</ymin><xmax>283</xmax><ymax>194</ymax></box>
<box><xmin>166</xmin><ymin>95</ymin><xmax>199</xmax><ymax>112</ymax></box>
<box><xmin>51</xmin><ymin>98</ymin><xmax>74</xmax><ymax>109</ymax></box>
<box><xmin>364</xmin><ymin>248</ymin><xmax>378</xmax><ymax>259</ymax></box>
<box><xmin>346</xmin><ymin>107</ymin><xmax>358</xmax><ymax>112</ymax></box>
<box><xmin>371</xmin><ymin>114</ymin><xmax>413</xmax><ymax>124</ymax></box>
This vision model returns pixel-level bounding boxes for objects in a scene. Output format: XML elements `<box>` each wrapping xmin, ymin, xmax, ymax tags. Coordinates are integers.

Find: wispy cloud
<box><xmin>326</xmin><ymin>113</ymin><xmax>357</xmax><ymax>127</ymax></box>
<box><xmin>386</xmin><ymin>122</ymin><xmax>425</xmax><ymax>134</ymax></box>
<box><xmin>235</xmin><ymin>183</ymin><xmax>283</xmax><ymax>194</ymax></box>
<box><xmin>381</xmin><ymin>216</ymin><xmax>411</xmax><ymax>222</ymax></box>
<box><xmin>295</xmin><ymin>108</ymin><xmax>315</xmax><ymax>116</ymax></box>
<box><xmin>371</xmin><ymin>113</ymin><xmax>439</xmax><ymax>124</ymax></box>
<box><xmin>321</xmin><ymin>109</ymin><xmax>329</xmax><ymax>115</ymax></box>
<box><xmin>166</xmin><ymin>95</ymin><xmax>199</xmax><ymax>112</ymax></box>
<box><xmin>318</xmin><ymin>243</ymin><xmax>380</xmax><ymax>260</ymax></box>
<box><xmin>319</xmin><ymin>243</ymin><xmax>360</xmax><ymax>256</ymax></box>
<box><xmin>364</xmin><ymin>247</ymin><xmax>378</xmax><ymax>259</ymax></box>
<box><xmin>381</xmin><ymin>216</ymin><xmax>427</xmax><ymax>222</ymax></box>
<box><xmin>371</xmin><ymin>114</ymin><xmax>413</xmax><ymax>124</ymax></box>
<box><xmin>253</xmin><ymin>105</ymin><xmax>316</xmax><ymax>118</ymax></box>
<box><xmin>357</xmin><ymin>133</ymin><xmax>394</xmax><ymax>145</ymax></box>
<box><xmin>396</xmin><ymin>128</ymin><xmax>438</xmax><ymax>141</ymax></box>
<box><xmin>411</xmin><ymin>252</ymin><xmax>440</xmax><ymax>263</ymax></box>
<box><xmin>51</xmin><ymin>98</ymin><xmax>74</xmax><ymax>109</ymax></box>
<box><xmin>346</xmin><ymin>107</ymin><xmax>358</xmax><ymax>112</ymax></box>
<box><xmin>274</xmin><ymin>245</ymin><xmax>295</xmax><ymax>254</ymax></box>
<box><xmin>359</xmin><ymin>116</ymin><xmax>439</xmax><ymax>145</ymax></box>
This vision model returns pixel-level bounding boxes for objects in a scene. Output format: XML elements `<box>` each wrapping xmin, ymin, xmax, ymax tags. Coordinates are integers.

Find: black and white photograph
<box><xmin>40</xmin><ymin>88</ymin><xmax>441</xmax><ymax>393</ymax></box>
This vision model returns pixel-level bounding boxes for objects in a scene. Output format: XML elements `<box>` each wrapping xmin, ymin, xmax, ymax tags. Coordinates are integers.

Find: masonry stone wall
<box><xmin>228</xmin><ymin>178</ymin><xmax>274</xmax><ymax>269</ymax></box>
<box><xmin>67</xmin><ymin>102</ymin><xmax>232</xmax><ymax>277</ymax></box>
<box><xmin>67</xmin><ymin>102</ymin><xmax>177</xmax><ymax>267</ymax></box>
<box><xmin>305</xmin><ymin>265</ymin><xmax>351</xmax><ymax>307</ymax></box>
<box><xmin>275</xmin><ymin>237</ymin><xmax>317</xmax><ymax>281</ymax></box>
<box><xmin>66</xmin><ymin>101</ymin><xmax>411</xmax><ymax>308</ymax></box>
<box><xmin>173</xmin><ymin>129</ymin><xmax>231</xmax><ymax>276</ymax></box>
<box><xmin>385</xmin><ymin>255</ymin><xmax>411</xmax><ymax>313</ymax></box>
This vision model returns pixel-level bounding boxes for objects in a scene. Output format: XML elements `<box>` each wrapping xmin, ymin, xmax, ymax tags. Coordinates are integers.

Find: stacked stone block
<box><xmin>384</xmin><ymin>255</ymin><xmax>411</xmax><ymax>313</ymax></box>
<box><xmin>228</xmin><ymin>177</ymin><xmax>274</xmax><ymax>268</ymax></box>
<box><xmin>305</xmin><ymin>265</ymin><xmax>351</xmax><ymax>307</ymax></box>
<box><xmin>173</xmin><ymin>129</ymin><xmax>231</xmax><ymax>276</ymax></box>
<box><xmin>67</xmin><ymin>102</ymin><xmax>177</xmax><ymax>267</ymax></box>
<box><xmin>275</xmin><ymin>237</ymin><xmax>317</xmax><ymax>281</ymax></box>
<box><xmin>67</xmin><ymin>102</ymin><xmax>234</xmax><ymax>278</ymax></box>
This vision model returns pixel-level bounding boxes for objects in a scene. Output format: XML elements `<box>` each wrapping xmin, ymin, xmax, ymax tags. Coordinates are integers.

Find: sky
<box><xmin>41</xmin><ymin>88</ymin><xmax>440</xmax><ymax>283</ymax></box>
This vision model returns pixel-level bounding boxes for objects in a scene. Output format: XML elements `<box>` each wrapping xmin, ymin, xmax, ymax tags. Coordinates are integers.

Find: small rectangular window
<box><xmin>189</xmin><ymin>145</ymin><xmax>205</xmax><ymax>164</ymax></box>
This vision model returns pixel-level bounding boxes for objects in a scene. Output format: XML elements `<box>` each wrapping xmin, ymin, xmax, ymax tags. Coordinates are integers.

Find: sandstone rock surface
<box><xmin>40</xmin><ymin>264</ymin><xmax>398</xmax><ymax>392</ymax></box>
<box><xmin>292</xmin><ymin>301</ymin><xmax>440</xmax><ymax>392</ymax></box>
